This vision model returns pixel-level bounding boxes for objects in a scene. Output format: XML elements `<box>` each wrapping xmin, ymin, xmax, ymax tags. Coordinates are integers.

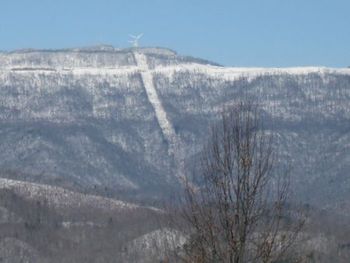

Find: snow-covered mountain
<box><xmin>0</xmin><ymin>46</ymin><xmax>349</xmax><ymax>211</ymax></box>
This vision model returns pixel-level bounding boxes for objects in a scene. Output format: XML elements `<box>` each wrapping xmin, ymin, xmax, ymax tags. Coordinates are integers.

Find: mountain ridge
<box><xmin>0</xmin><ymin>47</ymin><xmax>349</xmax><ymax>212</ymax></box>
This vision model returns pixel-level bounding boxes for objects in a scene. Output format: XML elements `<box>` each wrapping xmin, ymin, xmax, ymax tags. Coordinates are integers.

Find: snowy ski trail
<box><xmin>133</xmin><ymin>52</ymin><xmax>178</xmax><ymax>155</ymax></box>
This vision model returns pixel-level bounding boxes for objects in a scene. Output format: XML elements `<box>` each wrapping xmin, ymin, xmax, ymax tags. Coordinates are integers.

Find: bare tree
<box><xmin>171</xmin><ymin>102</ymin><xmax>303</xmax><ymax>263</ymax></box>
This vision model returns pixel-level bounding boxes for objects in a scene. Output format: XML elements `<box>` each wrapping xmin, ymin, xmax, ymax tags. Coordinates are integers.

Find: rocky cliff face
<box><xmin>0</xmin><ymin>47</ymin><xmax>349</xmax><ymax>210</ymax></box>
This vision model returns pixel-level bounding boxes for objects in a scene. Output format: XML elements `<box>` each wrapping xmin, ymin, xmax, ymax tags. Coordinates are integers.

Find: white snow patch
<box><xmin>123</xmin><ymin>228</ymin><xmax>187</xmax><ymax>262</ymax></box>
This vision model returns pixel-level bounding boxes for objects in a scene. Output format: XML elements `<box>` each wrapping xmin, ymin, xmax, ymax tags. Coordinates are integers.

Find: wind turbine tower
<box><xmin>129</xmin><ymin>33</ymin><xmax>144</xmax><ymax>47</ymax></box>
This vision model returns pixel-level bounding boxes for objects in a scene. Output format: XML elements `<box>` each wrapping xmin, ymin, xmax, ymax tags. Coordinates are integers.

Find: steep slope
<box><xmin>0</xmin><ymin>47</ymin><xmax>349</xmax><ymax>211</ymax></box>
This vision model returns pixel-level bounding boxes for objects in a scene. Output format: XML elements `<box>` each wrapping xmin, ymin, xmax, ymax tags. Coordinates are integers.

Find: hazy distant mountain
<box><xmin>0</xmin><ymin>46</ymin><xmax>349</xmax><ymax>213</ymax></box>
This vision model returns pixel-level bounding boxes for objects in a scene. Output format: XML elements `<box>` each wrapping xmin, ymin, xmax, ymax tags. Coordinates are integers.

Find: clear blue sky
<box><xmin>1</xmin><ymin>0</ymin><xmax>349</xmax><ymax>67</ymax></box>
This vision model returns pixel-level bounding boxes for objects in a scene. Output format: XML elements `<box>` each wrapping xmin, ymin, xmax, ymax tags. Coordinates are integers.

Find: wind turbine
<box><xmin>128</xmin><ymin>33</ymin><xmax>143</xmax><ymax>47</ymax></box>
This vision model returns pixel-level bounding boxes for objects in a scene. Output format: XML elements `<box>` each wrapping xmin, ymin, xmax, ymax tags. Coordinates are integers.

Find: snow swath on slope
<box><xmin>133</xmin><ymin>52</ymin><xmax>178</xmax><ymax>155</ymax></box>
